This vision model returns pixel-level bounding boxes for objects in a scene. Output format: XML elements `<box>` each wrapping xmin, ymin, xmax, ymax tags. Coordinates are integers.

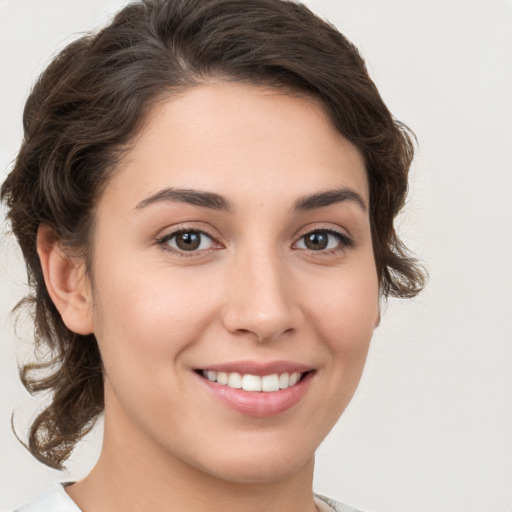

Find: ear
<box><xmin>37</xmin><ymin>224</ymin><xmax>94</xmax><ymax>335</ymax></box>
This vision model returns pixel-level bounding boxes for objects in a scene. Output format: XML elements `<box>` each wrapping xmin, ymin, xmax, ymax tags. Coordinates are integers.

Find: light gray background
<box><xmin>1</xmin><ymin>1</ymin><xmax>511</xmax><ymax>511</ymax></box>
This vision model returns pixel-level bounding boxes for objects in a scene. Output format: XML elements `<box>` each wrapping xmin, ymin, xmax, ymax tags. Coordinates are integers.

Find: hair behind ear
<box><xmin>8</xmin><ymin>225</ymin><xmax>104</xmax><ymax>469</ymax></box>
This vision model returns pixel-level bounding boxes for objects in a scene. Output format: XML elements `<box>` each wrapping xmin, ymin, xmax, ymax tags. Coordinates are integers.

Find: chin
<box><xmin>185</xmin><ymin>435</ymin><xmax>317</xmax><ymax>485</ymax></box>
<box><xmin>203</xmin><ymin>453</ymin><xmax>314</xmax><ymax>485</ymax></box>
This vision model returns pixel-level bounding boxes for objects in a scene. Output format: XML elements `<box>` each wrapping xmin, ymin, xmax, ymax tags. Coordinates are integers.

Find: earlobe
<box><xmin>37</xmin><ymin>225</ymin><xmax>94</xmax><ymax>335</ymax></box>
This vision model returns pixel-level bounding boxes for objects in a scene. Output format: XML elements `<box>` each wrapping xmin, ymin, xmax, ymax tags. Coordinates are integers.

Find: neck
<box><xmin>67</xmin><ymin>409</ymin><xmax>318</xmax><ymax>512</ymax></box>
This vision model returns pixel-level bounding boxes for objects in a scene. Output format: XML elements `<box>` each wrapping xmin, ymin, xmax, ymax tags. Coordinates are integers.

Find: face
<box><xmin>87</xmin><ymin>82</ymin><xmax>379</xmax><ymax>484</ymax></box>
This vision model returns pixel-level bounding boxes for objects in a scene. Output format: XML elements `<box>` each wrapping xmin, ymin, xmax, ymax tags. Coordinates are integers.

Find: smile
<box><xmin>200</xmin><ymin>370</ymin><xmax>303</xmax><ymax>392</ymax></box>
<box><xmin>195</xmin><ymin>361</ymin><xmax>314</xmax><ymax>416</ymax></box>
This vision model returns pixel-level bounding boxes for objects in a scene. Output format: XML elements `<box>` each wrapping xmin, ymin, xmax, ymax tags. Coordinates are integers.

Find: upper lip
<box><xmin>197</xmin><ymin>360</ymin><xmax>313</xmax><ymax>376</ymax></box>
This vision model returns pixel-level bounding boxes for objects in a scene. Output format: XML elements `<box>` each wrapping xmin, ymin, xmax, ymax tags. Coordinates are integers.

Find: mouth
<box><xmin>194</xmin><ymin>363</ymin><xmax>314</xmax><ymax>417</ymax></box>
<box><xmin>196</xmin><ymin>369</ymin><xmax>308</xmax><ymax>392</ymax></box>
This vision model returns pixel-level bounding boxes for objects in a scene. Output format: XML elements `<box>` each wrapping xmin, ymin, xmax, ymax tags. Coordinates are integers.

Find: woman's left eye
<box><xmin>159</xmin><ymin>230</ymin><xmax>215</xmax><ymax>253</ymax></box>
<box><xmin>294</xmin><ymin>229</ymin><xmax>352</xmax><ymax>252</ymax></box>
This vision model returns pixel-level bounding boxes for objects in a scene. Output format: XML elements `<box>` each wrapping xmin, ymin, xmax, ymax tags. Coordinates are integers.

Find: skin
<box><xmin>38</xmin><ymin>82</ymin><xmax>380</xmax><ymax>512</ymax></box>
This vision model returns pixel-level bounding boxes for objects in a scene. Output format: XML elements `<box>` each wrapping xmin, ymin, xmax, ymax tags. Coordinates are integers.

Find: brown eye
<box><xmin>295</xmin><ymin>229</ymin><xmax>353</xmax><ymax>252</ymax></box>
<box><xmin>303</xmin><ymin>231</ymin><xmax>329</xmax><ymax>250</ymax></box>
<box><xmin>175</xmin><ymin>231</ymin><xmax>201</xmax><ymax>250</ymax></box>
<box><xmin>162</xmin><ymin>230</ymin><xmax>214</xmax><ymax>252</ymax></box>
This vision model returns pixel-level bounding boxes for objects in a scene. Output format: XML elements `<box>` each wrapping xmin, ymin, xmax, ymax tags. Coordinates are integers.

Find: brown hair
<box><xmin>1</xmin><ymin>0</ymin><xmax>426</xmax><ymax>469</ymax></box>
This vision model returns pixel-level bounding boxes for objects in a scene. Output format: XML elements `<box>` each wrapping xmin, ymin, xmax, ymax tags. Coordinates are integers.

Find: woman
<box><xmin>1</xmin><ymin>0</ymin><xmax>425</xmax><ymax>510</ymax></box>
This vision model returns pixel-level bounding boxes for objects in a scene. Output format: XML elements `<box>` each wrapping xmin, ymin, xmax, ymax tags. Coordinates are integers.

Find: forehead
<box><xmin>102</xmin><ymin>82</ymin><xmax>368</xmax><ymax>211</ymax></box>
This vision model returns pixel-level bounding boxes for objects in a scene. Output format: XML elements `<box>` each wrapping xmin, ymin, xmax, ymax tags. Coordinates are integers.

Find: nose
<box><xmin>221</xmin><ymin>248</ymin><xmax>303</xmax><ymax>342</ymax></box>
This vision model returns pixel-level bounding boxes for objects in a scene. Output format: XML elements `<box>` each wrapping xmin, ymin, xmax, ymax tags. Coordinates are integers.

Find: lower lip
<box><xmin>198</xmin><ymin>372</ymin><xmax>313</xmax><ymax>417</ymax></box>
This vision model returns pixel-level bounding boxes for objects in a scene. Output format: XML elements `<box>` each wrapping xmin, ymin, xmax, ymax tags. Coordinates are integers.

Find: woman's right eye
<box><xmin>158</xmin><ymin>230</ymin><xmax>215</xmax><ymax>253</ymax></box>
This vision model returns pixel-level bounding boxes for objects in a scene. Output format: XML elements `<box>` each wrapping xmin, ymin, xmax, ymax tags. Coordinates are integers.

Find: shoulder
<box><xmin>13</xmin><ymin>484</ymin><xmax>81</xmax><ymax>512</ymax></box>
<box><xmin>315</xmin><ymin>493</ymin><xmax>365</xmax><ymax>512</ymax></box>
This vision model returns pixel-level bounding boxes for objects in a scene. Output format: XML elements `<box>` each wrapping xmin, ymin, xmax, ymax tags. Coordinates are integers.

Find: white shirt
<box><xmin>13</xmin><ymin>483</ymin><xmax>363</xmax><ymax>512</ymax></box>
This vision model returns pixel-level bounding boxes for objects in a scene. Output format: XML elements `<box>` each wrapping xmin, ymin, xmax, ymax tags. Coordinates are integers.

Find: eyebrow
<box><xmin>293</xmin><ymin>187</ymin><xmax>367</xmax><ymax>213</ymax></box>
<box><xmin>134</xmin><ymin>186</ymin><xmax>367</xmax><ymax>214</ymax></box>
<box><xmin>135</xmin><ymin>188</ymin><xmax>233</xmax><ymax>212</ymax></box>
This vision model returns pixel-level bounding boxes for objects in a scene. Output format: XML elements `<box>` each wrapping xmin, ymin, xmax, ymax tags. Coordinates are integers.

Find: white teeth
<box><xmin>278</xmin><ymin>373</ymin><xmax>289</xmax><ymax>389</ymax></box>
<box><xmin>289</xmin><ymin>372</ymin><xmax>300</xmax><ymax>386</ymax></box>
<box><xmin>227</xmin><ymin>372</ymin><xmax>242</xmax><ymax>389</ymax></box>
<box><xmin>242</xmin><ymin>374</ymin><xmax>262</xmax><ymax>392</ymax></box>
<box><xmin>217</xmin><ymin>371</ymin><xmax>228</xmax><ymax>385</ymax></box>
<box><xmin>201</xmin><ymin>370</ymin><xmax>304</xmax><ymax>392</ymax></box>
<box><xmin>261</xmin><ymin>374</ymin><xmax>280</xmax><ymax>392</ymax></box>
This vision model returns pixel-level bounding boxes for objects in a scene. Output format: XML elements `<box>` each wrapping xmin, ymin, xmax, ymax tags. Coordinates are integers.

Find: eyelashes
<box><xmin>293</xmin><ymin>229</ymin><xmax>354</xmax><ymax>252</ymax></box>
<box><xmin>158</xmin><ymin>229</ymin><xmax>216</xmax><ymax>253</ymax></box>
<box><xmin>156</xmin><ymin>226</ymin><xmax>354</xmax><ymax>258</ymax></box>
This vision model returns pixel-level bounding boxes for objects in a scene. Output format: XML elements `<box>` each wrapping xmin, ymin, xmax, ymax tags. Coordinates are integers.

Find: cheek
<box><xmin>90</xmin><ymin>266</ymin><xmax>223</xmax><ymax>429</ymax></box>
<box><xmin>91</xmin><ymin>261</ymin><xmax>221</xmax><ymax>374</ymax></box>
<box><xmin>305</xmin><ymin>264</ymin><xmax>379</xmax><ymax>359</ymax></box>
